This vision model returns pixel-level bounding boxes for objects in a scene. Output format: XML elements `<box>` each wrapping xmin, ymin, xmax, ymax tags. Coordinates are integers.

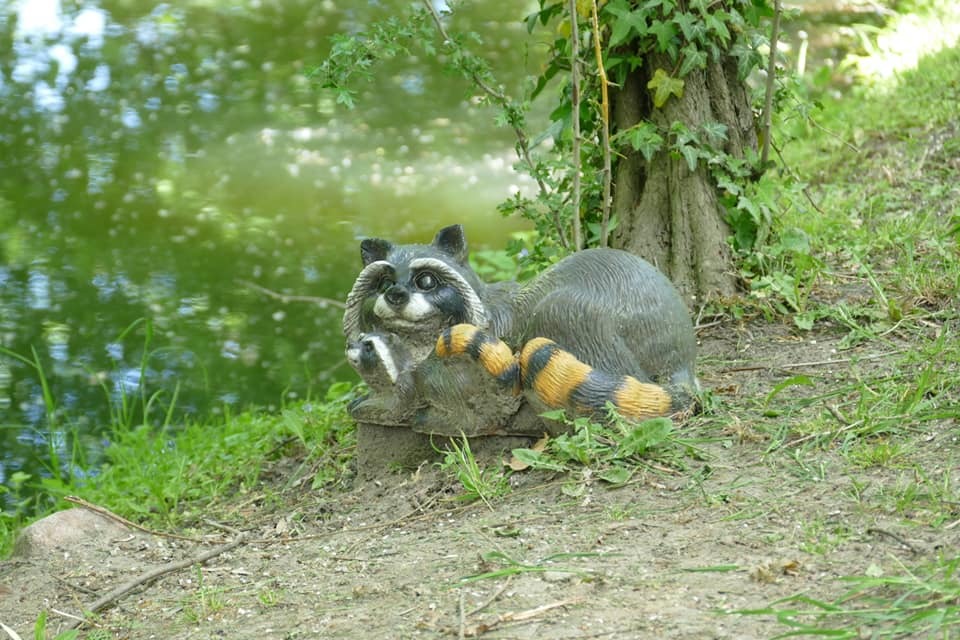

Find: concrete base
<box><xmin>355</xmin><ymin>422</ymin><xmax>535</xmax><ymax>478</ymax></box>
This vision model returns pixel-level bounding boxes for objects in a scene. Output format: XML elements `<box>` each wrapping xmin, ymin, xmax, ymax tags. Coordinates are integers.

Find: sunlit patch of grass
<box><xmin>844</xmin><ymin>439</ymin><xmax>910</xmax><ymax>469</ymax></box>
<box><xmin>511</xmin><ymin>411</ymin><xmax>700</xmax><ymax>489</ymax></box>
<box><xmin>87</xmin><ymin>385</ymin><xmax>356</xmax><ymax>530</ymax></box>
<box><xmin>730</xmin><ymin>553</ymin><xmax>960</xmax><ymax>638</ymax></box>
<box><xmin>756</xmin><ymin>327</ymin><xmax>959</xmax><ymax>459</ymax></box>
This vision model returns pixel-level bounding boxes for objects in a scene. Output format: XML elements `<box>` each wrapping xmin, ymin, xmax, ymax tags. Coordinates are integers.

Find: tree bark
<box><xmin>611</xmin><ymin>52</ymin><xmax>757</xmax><ymax>304</ymax></box>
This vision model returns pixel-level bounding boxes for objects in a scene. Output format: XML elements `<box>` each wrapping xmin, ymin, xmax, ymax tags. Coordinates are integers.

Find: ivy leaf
<box><xmin>679</xmin><ymin>43</ymin><xmax>708</xmax><ymax>76</ymax></box>
<box><xmin>605</xmin><ymin>1</ymin><xmax>649</xmax><ymax>47</ymax></box>
<box><xmin>609</xmin><ymin>18</ymin><xmax>633</xmax><ymax>47</ymax></box>
<box><xmin>647</xmin><ymin>19</ymin><xmax>677</xmax><ymax>52</ymax></box>
<box><xmin>647</xmin><ymin>68</ymin><xmax>684</xmax><ymax>108</ymax></box>
<box><xmin>702</xmin><ymin>121</ymin><xmax>728</xmax><ymax>144</ymax></box>
<box><xmin>623</xmin><ymin>122</ymin><xmax>664</xmax><ymax>161</ymax></box>
<box><xmin>673</xmin><ymin>12</ymin><xmax>700</xmax><ymax>41</ymax></box>
<box><xmin>704</xmin><ymin>12</ymin><xmax>732</xmax><ymax>44</ymax></box>
<box><xmin>677</xmin><ymin>143</ymin><xmax>700</xmax><ymax>171</ymax></box>
<box><xmin>716</xmin><ymin>174</ymin><xmax>741</xmax><ymax>196</ymax></box>
<box><xmin>644</xmin><ymin>0</ymin><xmax>676</xmax><ymax>11</ymax></box>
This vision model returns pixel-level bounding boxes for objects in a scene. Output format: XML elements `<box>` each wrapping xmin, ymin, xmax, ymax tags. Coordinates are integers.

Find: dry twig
<box><xmin>420</xmin><ymin>0</ymin><xmax>566</xmax><ymax>248</ymax></box>
<box><xmin>463</xmin><ymin>598</ymin><xmax>581</xmax><ymax>637</ymax></box>
<box><xmin>719</xmin><ymin>349</ymin><xmax>904</xmax><ymax>374</ymax></box>
<box><xmin>466</xmin><ymin>577</ymin><xmax>513</xmax><ymax>617</ymax></box>
<box><xmin>63</xmin><ymin>535</ymin><xmax>246</xmax><ymax>630</ymax></box>
<box><xmin>866</xmin><ymin>527</ymin><xmax>920</xmax><ymax>555</ymax></box>
<box><xmin>64</xmin><ymin>496</ymin><xmax>209</xmax><ymax>544</ymax></box>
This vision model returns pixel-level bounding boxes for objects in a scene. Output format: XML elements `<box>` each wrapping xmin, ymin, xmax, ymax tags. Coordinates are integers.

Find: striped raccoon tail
<box><xmin>436</xmin><ymin>324</ymin><xmax>520</xmax><ymax>392</ymax></box>
<box><xmin>518</xmin><ymin>337</ymin><xmax>673</xmax><ymax>421</ymax></box>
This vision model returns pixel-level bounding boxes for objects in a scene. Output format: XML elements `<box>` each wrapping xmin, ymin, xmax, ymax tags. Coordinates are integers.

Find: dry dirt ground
<box><xmin>1</xmin><ymin>317</ymin><xmax>957</xmax><ymax>639</ymax></box>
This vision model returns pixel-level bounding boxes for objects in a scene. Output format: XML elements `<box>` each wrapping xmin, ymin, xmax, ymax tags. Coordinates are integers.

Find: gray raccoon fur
<box><xmin>342</xmin><ymin>224</ymin><xmax>698</xmax><ymax>435</ymax></box>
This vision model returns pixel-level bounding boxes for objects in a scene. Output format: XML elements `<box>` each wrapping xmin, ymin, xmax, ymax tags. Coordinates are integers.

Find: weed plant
<box><xmin>438</xmin><ymin>436</ymin><xmax>510</xmax><ymax>507</ymax></box>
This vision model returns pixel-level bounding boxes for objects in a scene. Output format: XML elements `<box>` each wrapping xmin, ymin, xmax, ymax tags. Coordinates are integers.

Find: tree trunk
<box><xmin>611</xmin><ymin>53</ymin><xmax>757</xmax><ymax>304</ymax></box>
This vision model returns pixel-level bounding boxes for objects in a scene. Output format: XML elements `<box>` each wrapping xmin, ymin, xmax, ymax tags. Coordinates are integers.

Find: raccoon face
<box><xmin>369</xmin><ymin>257</ymin><xmax>480</xmax><ymax>331</ymax></box>
<box><xmin>345</xmin><ymin>332</ymin><xmax>404</xmax><ymax>389</ymax></box>
<box><xmin>343</xmin><ymin>225</ymin><xmax>490</xmax><ymax>347</ymax></box>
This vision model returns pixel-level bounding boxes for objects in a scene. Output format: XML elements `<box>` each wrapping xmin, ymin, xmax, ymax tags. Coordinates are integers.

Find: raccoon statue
<box><xmin>343</xmin><ymin>224</ymin><xmax>698</xmax><ymax>435</ymax></box>
<box><xmin>344</xmin><ymin>331</ymin><xmax>415</xmax><ymax>418</ymax></box>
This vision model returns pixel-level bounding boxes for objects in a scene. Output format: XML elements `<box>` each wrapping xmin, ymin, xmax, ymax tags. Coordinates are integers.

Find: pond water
<box><xmin>0</xmin><ymin>0</ymin><xmax>540</xmax><ymax>509</ymax></box>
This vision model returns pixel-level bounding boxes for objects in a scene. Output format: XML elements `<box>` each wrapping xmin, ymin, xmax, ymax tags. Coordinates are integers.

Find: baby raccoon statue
<box><xmin>345</xmin><ymin>329</ymin><xmax>523</xmax><ymax>432</ymax></box>
<box><xmin>343</xmin><ymin>224</ymin><xmax>698</xmax><ymax>436</ymax></box>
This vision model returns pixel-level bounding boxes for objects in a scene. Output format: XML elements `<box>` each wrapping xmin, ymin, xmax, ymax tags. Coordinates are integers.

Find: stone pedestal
<box><xmin>355</xmin><ymin>422</ymin><xmax>536</xmax><ymax>478</ymax></box>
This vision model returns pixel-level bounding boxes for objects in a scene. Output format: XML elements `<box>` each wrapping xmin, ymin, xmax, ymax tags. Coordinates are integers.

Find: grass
<box><xmin>437</xmin><ymin>435</ymin><xmax>510</xmax><ymax>506</ymax></box>
<box><xmin>0</xmin><ymin>366</ymin><xmax>357</xmax><ymax>557</ymax></box>
<box><xmin>725</xmin><ymin>4</ymin><xmax>960</xmax><ymax>634</ymax></box>
<box><xmin>731</xmin><ymin>554</ymin><xmax>960</xmax><ymax>638</ymax></box>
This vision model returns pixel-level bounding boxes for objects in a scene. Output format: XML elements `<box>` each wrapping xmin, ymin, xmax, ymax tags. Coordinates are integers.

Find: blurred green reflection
<box><xmin>0</xmin><ymin>0</ymin><xmax>539</xmax><ymax>507</ymax></box>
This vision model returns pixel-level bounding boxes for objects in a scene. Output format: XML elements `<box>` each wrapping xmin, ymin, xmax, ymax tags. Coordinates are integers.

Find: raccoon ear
<box><xmin>360</xmin><ymin>238</ymin><xmax>392</xmax><ymax>266</ymax></box>
<box><xmin>432</xmin><ymin>224</ymin><xmax>469</xmax><ymax>264</ymax></box>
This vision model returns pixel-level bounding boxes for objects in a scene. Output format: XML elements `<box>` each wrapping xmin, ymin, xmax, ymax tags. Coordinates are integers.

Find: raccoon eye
<box><xmin>414</xmin><ymin>271</ymin><xmax>438</xmax><ymax>291</ymax></box>
<box><xmin>376</xmin><ymin>276</ymin><xmax>394</xmax><ymax>294</ymax></box>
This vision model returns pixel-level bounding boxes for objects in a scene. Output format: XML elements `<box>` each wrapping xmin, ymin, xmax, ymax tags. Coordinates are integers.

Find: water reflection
<box><xmin>0</xmin><ymin>0</ymin><xmax>539</xmax><ymax>509</ymax></box>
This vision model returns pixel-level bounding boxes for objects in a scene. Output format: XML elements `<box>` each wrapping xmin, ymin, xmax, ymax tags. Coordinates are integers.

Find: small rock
<box><xmin>12</xmin><ymin>508</ymin><xmax>130</xmax><ymax>558</ymax></box>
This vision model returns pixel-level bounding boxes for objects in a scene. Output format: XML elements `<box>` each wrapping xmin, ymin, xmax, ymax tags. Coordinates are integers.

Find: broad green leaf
<box><xmin>648</xmin><ymin>20</ymin><xmax>677</xmax><ymax>53</ymax></box>
<box><xmin>624</xmin><ymin>122</ymin><xmax>664</xmax><ymax>161</ymax></box>
<box><xmin>605</xmin><ymin>4</ymin><xmax>649</xmax><ymax>47</ymax></box>
<box><xmin>598</xmin><ymin>466</ymin><xmax>633</xmax><ymax>485</ymax></box>
<box><xmin>677</xmin><ymin>143</ymin><xmax>700</xmax><ymax>171</ymax></box>
<box><xmin>510</xmin><ymin>448</ymin><xmax>567</xmax><ymax>472</ymax></box>
<box><xmin>701</xmin><ymin>121</ymin><xmax>729</xmax><ymax>143</ymax></box>
<box><xmin>647</xmin><ymin>68</ymin><xmax>684</xmax><ymax>108</ymax></box>
<box><xmin>780</xmin><ymin>227</ymin><xmax>812</xmax><ymax>254</ymax></box>
<box><xmin>619</xmin><ymin>417</ymin><xmax>673</xmax><ymax>456</ymax></box>
<box><xmin>705</xmin><ymin>12</ymin><xmax>732</xmax><ymax>44</ymax></box>
<box><xmin>673</xmin><ymin>12</ymin><xmax>700</xmax><ymax>41</ymax></box>
<box><xmin>609</xmin><ymin>18</ymin><xmax>633</xmax><ymax>47</ymax></box>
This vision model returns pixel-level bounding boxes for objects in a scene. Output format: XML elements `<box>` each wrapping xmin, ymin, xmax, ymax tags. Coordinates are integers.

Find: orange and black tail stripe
<box><xmin>518</xmin><ymin>337</ymin><xmax>672</xmax><ymax>421</ymax></box>
<box><xmin>437</xmin><ymin>325</ymin><xmax>674</xmax><ymax>421</ymax></box>
<box><xmin>436</xmin><ymin>324</ymin><xmax>520</xmax><ymax>391</ymax></box>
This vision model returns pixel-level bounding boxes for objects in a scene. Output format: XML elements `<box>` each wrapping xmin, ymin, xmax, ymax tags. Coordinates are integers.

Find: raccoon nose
<box><xmin>384</xmin><ymin>284</ymin><xmax>409</xmax><ymax>307</ymax></box>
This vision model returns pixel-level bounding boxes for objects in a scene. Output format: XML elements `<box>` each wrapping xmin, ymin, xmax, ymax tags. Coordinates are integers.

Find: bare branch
<box><xmin>64</xmin><ymin>495</ymin><xmax>208</xmax><ymax>543</ymax></box>
<box><xmin>761</xmin><ymin>0</ymin><xmax>782</xmax><ymax>166</ymax></box>
<box><xmin>65</xmin><ymin>535</ymin><xmax>246</xmax><ymax>628</ymax></box>
<box><xmin>569</xmin><ymin>0</ymin><xmax>583</xmax><ymax>251</ymax></box>
<box><xmin>420</xmin><ymin>0</ymin><xmax>568</xmax><ymax>248</ymax></box>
